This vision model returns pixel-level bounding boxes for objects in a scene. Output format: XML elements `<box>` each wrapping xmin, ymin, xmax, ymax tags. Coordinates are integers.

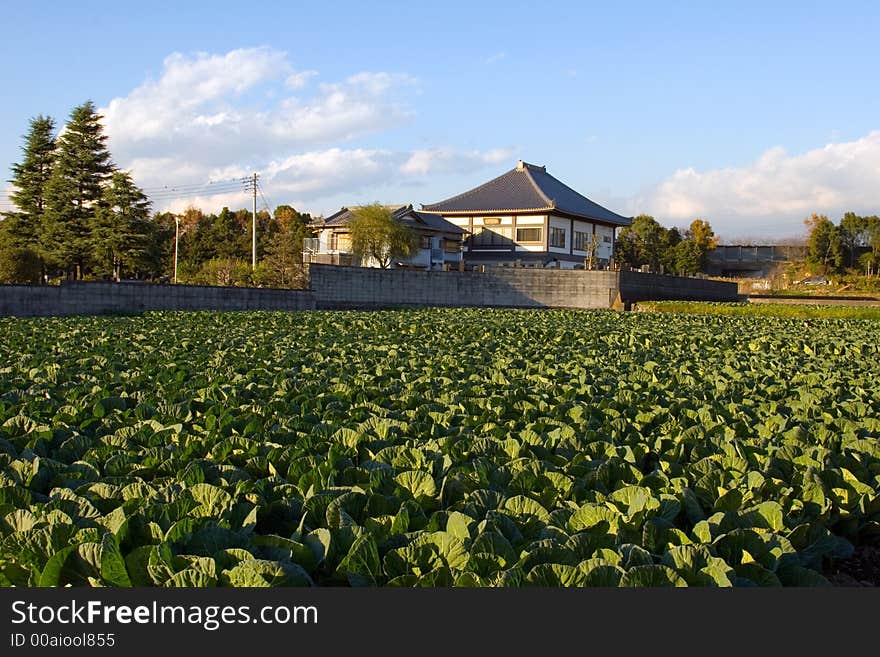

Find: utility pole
<box><xmin>244</xmin><ymin>173</ymin><xmax>259</xmax><ymax>269</ymax></box>
<box><xmin>174</xmin><ymin>215</ymin><xmax>180</xmax><ymax>283</ymax></box>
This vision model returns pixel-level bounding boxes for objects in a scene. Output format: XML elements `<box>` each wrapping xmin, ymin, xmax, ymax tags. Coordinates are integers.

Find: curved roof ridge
<box><xmin>521</xmin><ymin>163</ymin><xmax>554</xmax><ymax>208</ymax></box>
<box><xmin>421</xmin><ymin>166</ymin><xmax>522</xmax><ymax>210</ymax></box>
<box><xmin>421</xmin><ymin>161</ymin><xmax>631</xmax><ymax>227</ymax></box>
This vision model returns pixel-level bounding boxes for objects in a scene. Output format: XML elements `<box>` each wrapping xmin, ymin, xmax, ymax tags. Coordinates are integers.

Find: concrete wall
<box><xmin>618</xmin><ymin>271</ymin><xmax>738</xmax><ymax>303</ymax></box>
<box><xmin>308</xmin><ymin>264</ymin><xmax>736</xmax><ymax>309</ymax></box>
<box><xmin>309</xmin><ymin>264</ymin><xmax>620</xmax><ymax>309</ymax></box>
<box><xmin>0</xmin><ymin>266</ymin><xmax>738</xmax><ymax>317</ymax></box>
<box><xmin>0</xmin><ymin>281</ymin><xmax>314</xmax><ymax>317</ymax></box>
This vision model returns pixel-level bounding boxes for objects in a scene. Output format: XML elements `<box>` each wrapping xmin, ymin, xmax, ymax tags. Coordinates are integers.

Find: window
<box><xmin>470</xmin><ymin>226</ymin><xmax>514</xmax><ymax>247</ymax></box>
<box><xmin>419</xmin><ymin>236</ymin><xmax>431</xmax><ymax>249</ymax></box>
<box><xmin>516</xmin><ymin>227</ymin><xmax>542</xmax><ymax>243</ymax></box>
<box><xmin>549</xmin><ymin>226</ymin><xmax>566</xmax><ymax>248</ymax></box>
<box><xmin>603</xmin><ymin>235</ymin><xmax>612</xmax><ymax>243</ymax></box>
<box><xmin>574</xmin><ymin>231</ymin><xmax>589</xmax><ymax>251</ymax></box>
<box><xmin>443</xmin><ymin>239</ymin><xmax>460</xmax><ymax>253</ymax></box>
<box><xmin>329</xmin><ymin>233</ymin><xmax>351</xmax><ymax>251</ymax></box>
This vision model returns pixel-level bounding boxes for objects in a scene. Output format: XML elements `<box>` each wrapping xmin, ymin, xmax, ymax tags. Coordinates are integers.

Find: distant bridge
<box><xmin>706</xmin><ymin>244</ymin><xmax>806</xmax><ymax>277</ymax></box>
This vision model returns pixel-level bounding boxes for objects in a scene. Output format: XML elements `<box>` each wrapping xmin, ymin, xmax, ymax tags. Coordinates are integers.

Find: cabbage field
<box><xmin>1</xmin><ymin>308</ymin><xmax>878</xmax><ymax>587</ymax></box>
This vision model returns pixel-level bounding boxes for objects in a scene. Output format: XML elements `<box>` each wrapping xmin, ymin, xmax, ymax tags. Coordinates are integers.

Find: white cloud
<box><xmin>0</xmin><ymin>187</ymin><xmax>14</xmax><ymax>214</ymax></box>
<box><xmin>102</xmin><ymin>47</ymin><xmax>289</xmax><ymax>143</ymax></box>
<box><xmin>632</xmin><ymin>131</ymin><xmax>880</xmax><ymax>238</ymax></box>
<box><xmin>101</xmin><ymin>48</ymin><xmax>417</xmax><ymax>185</ymax></box>
<box><xmin>267</xmin><ymin>73</ymin><xmax>414</xmax><ymax>146</ymax></box>
<box><xmin>265</xmin><ymin>148</ymin><xmax>393</xmax><ymax>197</ymax></box>
<box><xmin>400</xmin><ymin>148</ymin><xmax>512</xmax><ymax>176</ymax></box>
<box><xmin>284</xmin><ymin>70</ymin><xmax>317</xmax><ymax>90</ymax></box>
<box><xmin>152</xmin><ymin>146</ymin><xmax>511</xmax><ymax>215</ymax></box>
<box><xmin>94</xmin><ymin>48</ymin><xmax>507</xmax><ymax>217</ymax></box>
<box><xmin>483</xmin><ymin>52</ymin><xmax>506</xmax><ymax>65</ymax></box>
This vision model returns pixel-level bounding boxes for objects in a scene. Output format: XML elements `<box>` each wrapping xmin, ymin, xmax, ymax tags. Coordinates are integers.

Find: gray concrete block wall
<box><xmin>0</xmin><ymin>282</ymin><xmax>315</xmax><ymax>317</ymax></box>
<box><xmin>0</xmin><ymin>267</ymin><xmax>738</xmax><ymax>318</ymax></box>
<box><xmin>308</xmin><ymin>265</ymin><xmax>737</xmax><ymax>310</ymax></box>
<box><xmin>308</xmin><ymin>264</ymin><xmax>621</xmax><ymax>310</ymax></box>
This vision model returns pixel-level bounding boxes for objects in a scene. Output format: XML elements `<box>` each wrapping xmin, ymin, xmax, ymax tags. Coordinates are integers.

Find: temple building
<box><xmin>421</xmin><ymin>160</ymin><xmax>631</xmax><ymax>268</ymax></box>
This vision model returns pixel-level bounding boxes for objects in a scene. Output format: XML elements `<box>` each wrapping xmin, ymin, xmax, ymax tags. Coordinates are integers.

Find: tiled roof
<box><xmin>421</xmin><ymin>161</ymin><xmax>632</xmax><ymax>226</ymax></box>
<box><xmin>317</xmin><ymin>205</ymin><xmax>466</xmax><ymax>234</ymax></box>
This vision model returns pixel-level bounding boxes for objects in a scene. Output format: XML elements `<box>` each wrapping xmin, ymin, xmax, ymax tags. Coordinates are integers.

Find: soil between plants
<box><xmin>825</xmin><ymin>544</ymin><xmax>880</xmax><ymax>587</ymax></box>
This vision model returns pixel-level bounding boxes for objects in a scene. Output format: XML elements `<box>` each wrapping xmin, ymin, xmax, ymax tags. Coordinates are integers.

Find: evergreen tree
<box><xmin>262</xmin><ymin>209</ymin><xmax>314</xmax><ymax>287</ymax></box>
<box><xmin>43</xmin><ymin>101</ymin><xmax>114</xmax><ymax>278</ymax></box>
<box><xmin>0</xmin><ymin>247</ymin><xmax>42</xmax><ymax>284</ymax></box>
<box><xmin>3</xmin><ymin>115</ymin><xmax>57</xmax><ymax>250</ymax></box>
<box><xmin>660</xmin><ymin>226</ymin><xmax>682</xmax><ymax>273</ymax></box>
<box><xmin>91</xmin><ymin>171</ymin><xmax>152</xmax><ymax>280</ymax></box>
<box><xmin>614</xmin><ymin>215</ymin><xmax>667</xmax><ymax>271</ymax></box>
<box><xmin>672</xmin><ymin>240</ymin><xmax>702</xmax><ymax>275</ymax></box>
<box><xmin>213</xmin><ymin>207</ymin><xmax>248</xmax><ymax>259</ymax></box>
<box><xmin>805</xmin><ymin>214</ymin><xmax>843</xmax><ymax>273</ymax></box>
<box><xmin>149</xmin><ymin>211</ymin><xmax>179</xmax><ymax>280</ymax></box>
<box><xmin>184</xmin><ymin>211</ymin><xmax>218</xmax><ymax>267</ymax></box>
<box><xmin>616</xmin><ymin>216</ymin><xmax>716</xmax><ymax>275</ymax></box>
<box><xmin>839</xmin><ymin>212</ymin><xmax>867</xmax><ymax>268</ymax></box>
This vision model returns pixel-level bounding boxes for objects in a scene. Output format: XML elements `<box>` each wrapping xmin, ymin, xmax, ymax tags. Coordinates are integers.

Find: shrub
<box><xmin>0</xmin><ymin>247</ymin><xmax>42</xmax><ymax>284</ymax></box>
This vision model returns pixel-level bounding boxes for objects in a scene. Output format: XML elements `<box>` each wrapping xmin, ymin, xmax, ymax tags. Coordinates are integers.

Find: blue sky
<box><xmin>1</xmin><ymin>1</ymin><xmax>879</xmax><ymax>239</ymax></box>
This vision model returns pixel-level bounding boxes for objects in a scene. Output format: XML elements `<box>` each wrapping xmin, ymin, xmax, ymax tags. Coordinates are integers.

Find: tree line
<box><xmin>159</xmin><ymin>204</ymin><xmax>314</xmax><ymax>287</ymax></box>
<box><xmin>615</xmin><ymin>212</ymin><xmax>880</xmax><ymax>279</ymax></box>
<box><xmin>614</xmin><ymin>216</ymin><xmax>718</xmax><ymax>275</ymax></box>
<box><xmin>0</xmin><ymin>103</ymin><xmax>315</xmax><ymax>287</ymax></box>
<box><xmin>803</xmin><ymin>213</ymin><xmax>880</xmax><ymax>276</ymax></box>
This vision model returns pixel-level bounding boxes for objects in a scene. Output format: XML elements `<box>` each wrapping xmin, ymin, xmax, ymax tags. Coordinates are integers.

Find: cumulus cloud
<box><xmin>400</xmin><ymin>148</ymin><xmax>512</xmax><ymax>176</ymax></box>
<box><xmin>102</xmin><ymin>48</ymin><xmax>415</xmax><ymax>169</ymax></box>
<box><xmin>631</xmin><ymin>131</ymin><xmax>880</xmax><ymax>238</ymax></box>
<box><xmin>102</xmin><ymin>47</ymin><xmax>289</xmax><ymax>144</ymax></box>
<box><xmin>94</xmin><ymin>47</ymin><xmax>507</xmax><ymax>216</ymax></box>
<box><xmin>284</xmin><ymin>70</ymin><xmax>317</xmax><ymax>90</ymax></box>
<box><xmin>265</xmin><ymin>148</ymin><xmax>394</xmax><ymax>197</ymax></box>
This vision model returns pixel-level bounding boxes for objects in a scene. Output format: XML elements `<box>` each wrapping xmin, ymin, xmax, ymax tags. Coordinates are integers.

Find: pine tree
<box><xmin>91</xmin><ymin>171</ymin><xmax>152</xmax><ymax>280</ymax></box>
<box><xmin>3</xmin><ymin>115</ymin><xmax>57</xmax><ymax>250</ymax></box>
<box><xmin>43</xmin><ymin>101</ymin><xmax>114</xmax><ymax>278</ymax></box>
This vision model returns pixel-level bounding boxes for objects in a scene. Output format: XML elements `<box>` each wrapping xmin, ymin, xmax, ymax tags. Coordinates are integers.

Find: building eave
<box><xmin>420</xmin><ymin>207</ymin><xmax>556</xmax><ymax>216</ymax></box>
<box><xmin>545</xmin><ymin>208</ymin><xmax>632</xmax><ymax>227</ymax></box>
<box><xmin>421</xmin><ymin>206</ymin><xmax>631</xmax><ymax>227</ymax></box>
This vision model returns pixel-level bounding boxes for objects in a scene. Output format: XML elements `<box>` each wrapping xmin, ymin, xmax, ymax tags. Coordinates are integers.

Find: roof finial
<box><xmin>517</xmin><ymin>159</ymin><xmax>525</xmax><ymax>170</ymax></box>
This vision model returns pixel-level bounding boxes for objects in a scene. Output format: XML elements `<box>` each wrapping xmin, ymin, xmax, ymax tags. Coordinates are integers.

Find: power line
<box><xmin>147</xmin><ymin>188</ymin><xmax>247</xmax><ymax>202</ymax></box>
<box><xmin>139</xmin><ymin>176</ymin><xmax>253</xmax><ymax>205</ymax></box>
<box><xmin>257</xmin><ymin>182</ymin><xmax>272</xmax><ymax>215</ymax></box>
<box><xmin>0</xmin><ymin>177</ymin><xmax>257</xmax><ymax>214</ymax></box>
<box><xmin>140</xmin><ymin>176</ymin><xmax>248</xmax><ymax>193</ymax></box>
<box><xmin>0</xmin><ymin>177</ymin><xmax>263</xmax><ymax>211</ymax></box>
<box><xmin>146</xmin><ymin>192</ymin><xmax>245</xmax><ymax>202</ymax></box>
<box><xmin>145</xmin><ymin>180</ymin><xmax>247</xmax><ymax>195</ymax></box>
